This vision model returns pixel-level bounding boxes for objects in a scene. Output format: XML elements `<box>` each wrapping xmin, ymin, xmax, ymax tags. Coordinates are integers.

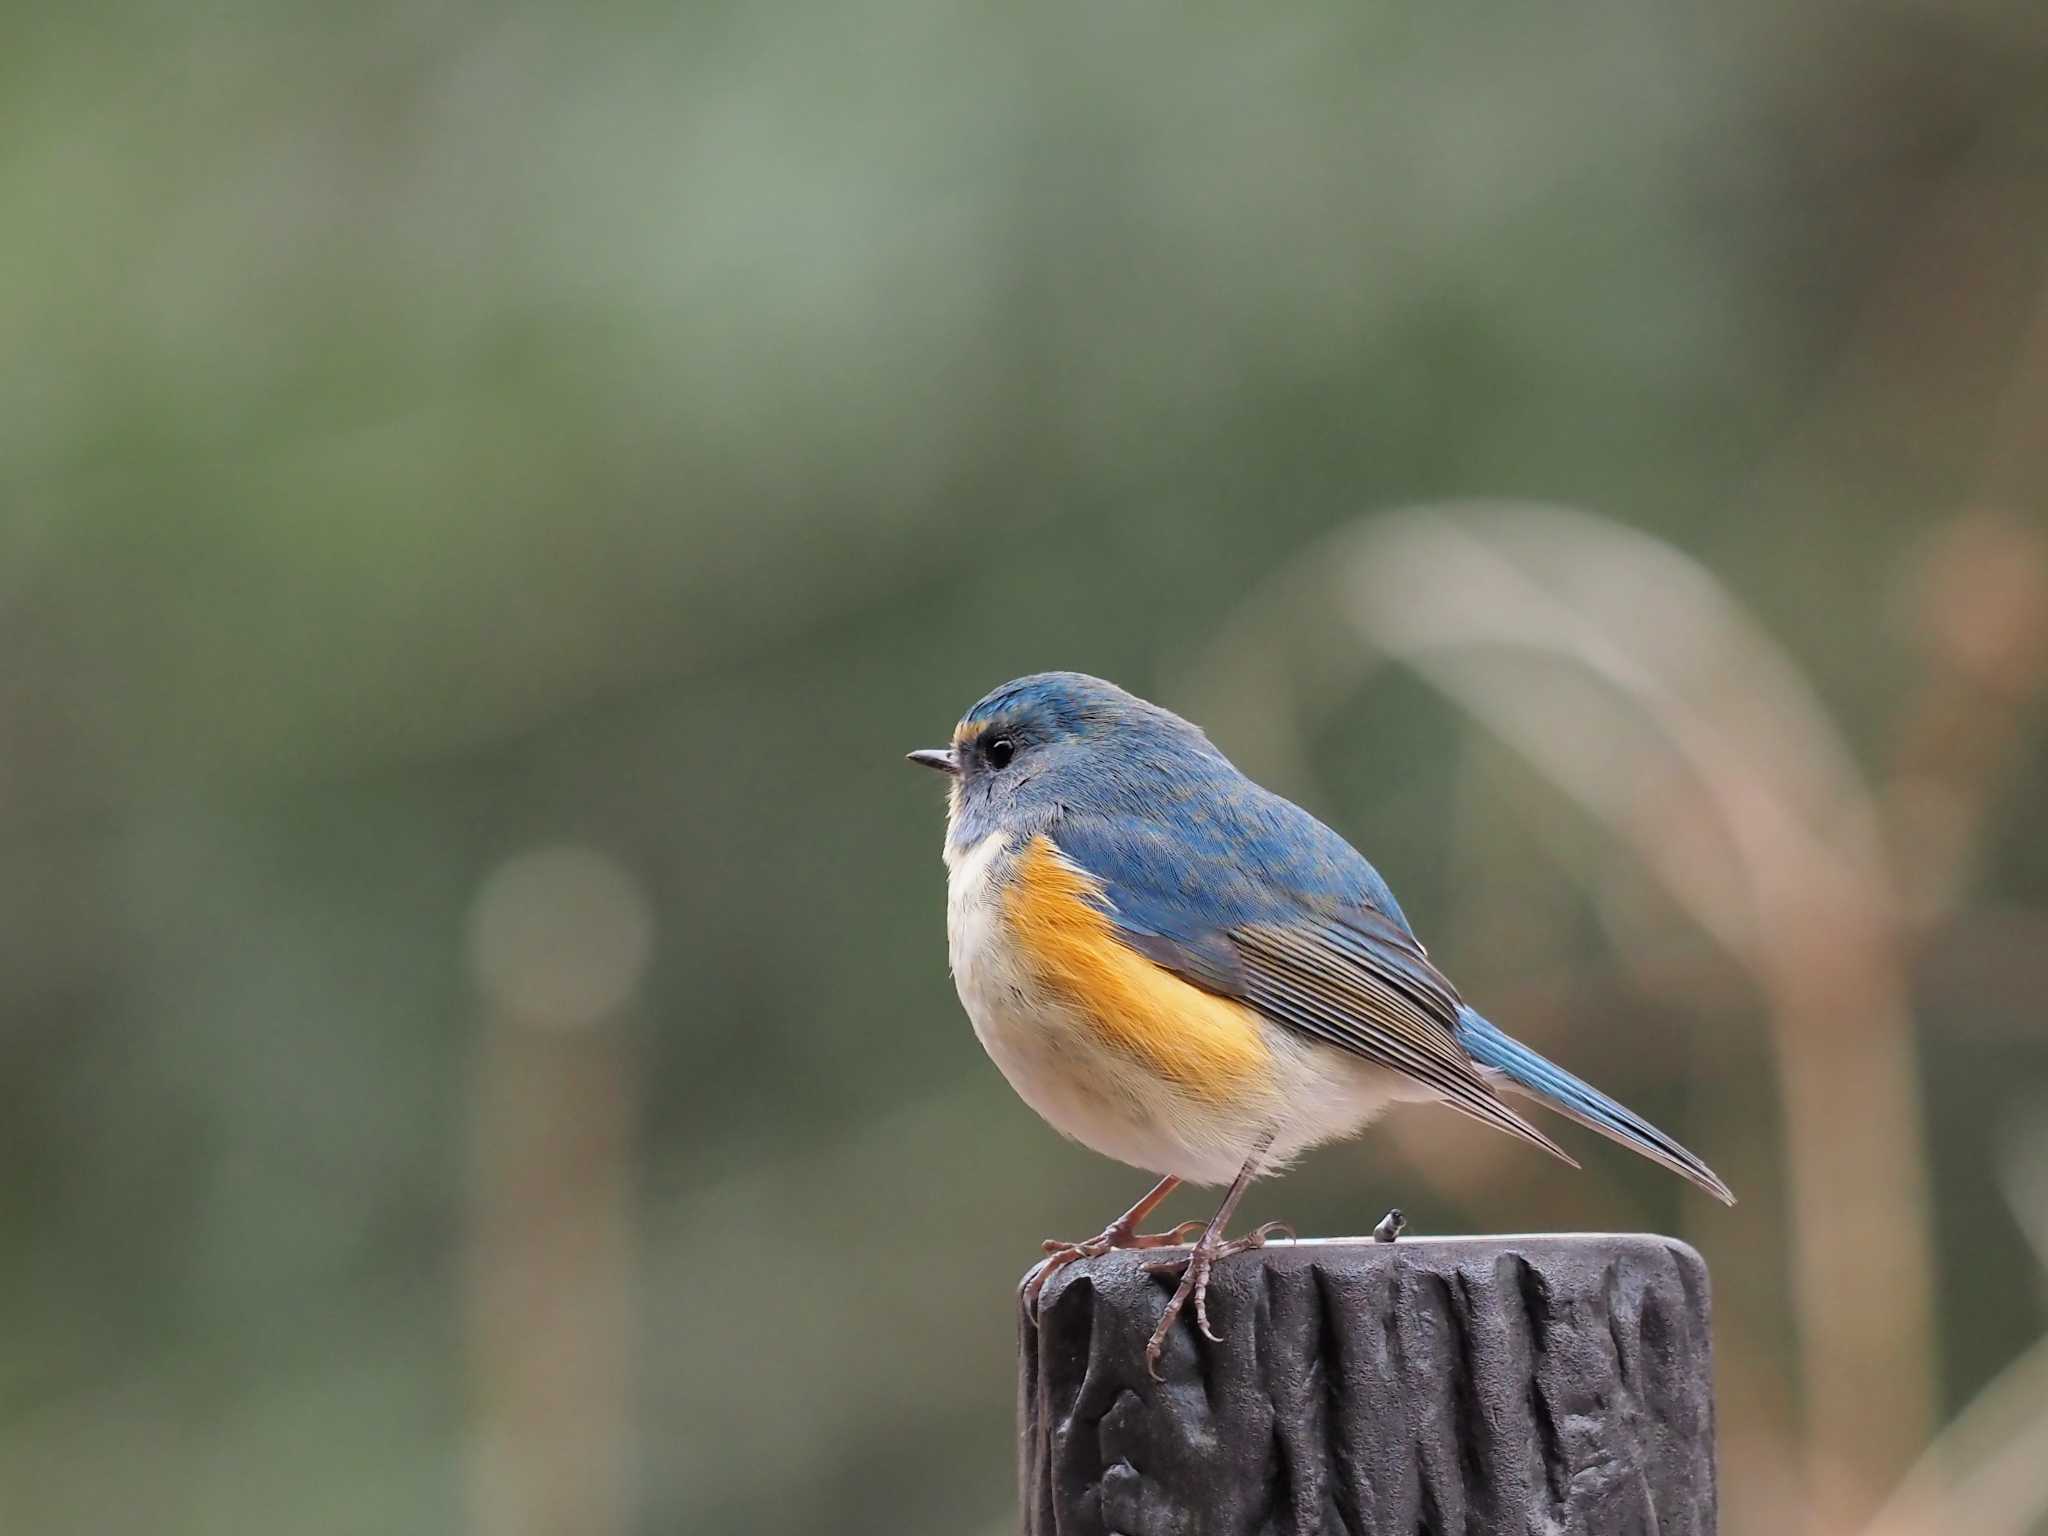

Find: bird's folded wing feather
<box><xmin>1050</xmin><ymin>813</ymin><xmax>1575</xmax><ymax>1164</ymax></box>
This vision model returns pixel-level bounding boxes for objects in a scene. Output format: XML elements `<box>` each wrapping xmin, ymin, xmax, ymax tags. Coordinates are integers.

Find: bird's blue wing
<box><xmin>1049</xmin><ymin>796</ymin><xmax>1573</xmax><ymax>1163</ymax></box>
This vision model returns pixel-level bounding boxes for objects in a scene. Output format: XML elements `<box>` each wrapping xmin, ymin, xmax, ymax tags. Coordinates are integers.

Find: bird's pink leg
<box><xmin>1021</xmin><ymin>1174</ymin><xmax>1202</xmax><ymax>1312</ymax></box>
<box><xmin>1142</xmin><ymin>1140</ymin><xmax>1290</xmax><ymax>1379</ymax></box>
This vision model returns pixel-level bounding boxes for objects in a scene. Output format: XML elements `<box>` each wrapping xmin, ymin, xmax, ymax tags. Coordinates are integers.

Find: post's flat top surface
<box><xmin>1030</xmin><ymin>1230</ymin><xmax>1706</xmax><ymax>1292</ymax></box>
<box><xmin>1019</xmin><ymin>1231</ymin><xmax>1715</xmax><ymax>1536</ymax></box>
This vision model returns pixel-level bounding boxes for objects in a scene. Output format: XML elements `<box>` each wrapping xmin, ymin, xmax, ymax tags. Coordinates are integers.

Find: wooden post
<box><xmin>1019</xmin><ymin>1234</ymin><xmax>1715</xmax><ymax>1536</ymax></box>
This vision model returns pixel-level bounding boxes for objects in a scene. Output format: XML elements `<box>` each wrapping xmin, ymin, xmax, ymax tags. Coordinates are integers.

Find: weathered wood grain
<box><xmin>1018</xmin><ymin>1233</ymin><xmax>1715</xmax><ymax>1536</ymax></box>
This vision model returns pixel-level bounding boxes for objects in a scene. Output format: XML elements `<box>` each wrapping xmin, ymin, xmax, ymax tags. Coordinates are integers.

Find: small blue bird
<box><xmin>909</xmin><ymin>672</ymin><xmax>1733</xmax><ymax>1376</ymax></box>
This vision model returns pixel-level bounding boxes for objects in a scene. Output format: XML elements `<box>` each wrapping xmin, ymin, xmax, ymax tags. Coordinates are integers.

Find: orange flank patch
<box><xmin>1003</xmin><ymin>836</ymin><xmax>1271</xmax><ymax>1102</ymax></box>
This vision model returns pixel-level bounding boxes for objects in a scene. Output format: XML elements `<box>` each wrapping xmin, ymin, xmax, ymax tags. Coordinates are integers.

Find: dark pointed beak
<box><xmin>906</xmin><ymin>747</ymin><xmax>959</xmax><ymax>776</ymax></box>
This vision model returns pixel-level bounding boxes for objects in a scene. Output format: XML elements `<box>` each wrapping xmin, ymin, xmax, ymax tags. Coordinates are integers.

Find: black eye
<box><xmin>985</xmin><ymin>736</ymin><xmax>1016</xmax><ymax>770</ymax></box>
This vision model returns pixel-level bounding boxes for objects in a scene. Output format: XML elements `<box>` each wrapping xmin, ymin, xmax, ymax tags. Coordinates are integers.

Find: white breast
<box><xmin>943</xmin><ymin>829</ymin><xmax>1016</xmax><ymax>1003</ymax></box>
<box><xmin>944</xmin><ymin>829</ymin><xmax>1189</xmax><ymax>1174</ymax></box>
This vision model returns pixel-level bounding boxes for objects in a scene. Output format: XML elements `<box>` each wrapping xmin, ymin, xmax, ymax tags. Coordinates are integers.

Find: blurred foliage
<box><xmin>3</xmin><ymin>1</ymin><xmax>2047</xmax><ymax>1533</ymax></box>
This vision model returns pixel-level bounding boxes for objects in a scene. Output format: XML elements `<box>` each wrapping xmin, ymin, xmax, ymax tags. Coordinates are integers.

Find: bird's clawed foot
<box><xmin>1142</xmin><ymin>1220</ymin><xmax>1294</xmax><ymax>1377</ymax></box>
<box><xmin>1020</xmin><ymin>1218</ymin><xmax>1206</xmax><ymax>1314</ymax></box>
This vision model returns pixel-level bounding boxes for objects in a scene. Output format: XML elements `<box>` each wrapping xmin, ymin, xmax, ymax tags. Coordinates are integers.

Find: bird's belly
<box><xmin>943</xmin><ymin>832</ymin><xmax>1404</xmax><ymax>1185</ymax></box>
<box><xmin>954</xmin><ymin>929</ymin><xmax>1256</xmax><ymax>1183</ymax></box>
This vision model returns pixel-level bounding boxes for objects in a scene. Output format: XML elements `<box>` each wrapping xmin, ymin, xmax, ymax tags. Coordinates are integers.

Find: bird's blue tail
<box><xmin>1457</xmin><ymin>1009</ymin><xmax>1735</xmax><ymax>1205</ymax></box>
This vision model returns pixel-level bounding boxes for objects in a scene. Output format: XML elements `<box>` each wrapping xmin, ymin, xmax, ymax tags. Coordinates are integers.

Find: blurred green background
<box><xmin>5</xmin><ymin>2</ymin><xmax>2048</xmax><ymax>1533</ymax></box>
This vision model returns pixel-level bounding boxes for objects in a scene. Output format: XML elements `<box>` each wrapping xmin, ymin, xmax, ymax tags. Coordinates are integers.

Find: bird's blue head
<box><xmin>907</xmin><ymin>672</ymin><xmax>1230</xmax><ymax>850</ymax></box>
